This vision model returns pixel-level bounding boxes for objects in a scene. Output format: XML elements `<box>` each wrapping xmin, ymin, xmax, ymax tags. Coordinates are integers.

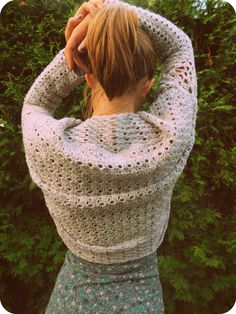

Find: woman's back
<box><xmin>21</xmin><ymin>0</ymin><xmax>197</xmax><ymax>266</ymax></box>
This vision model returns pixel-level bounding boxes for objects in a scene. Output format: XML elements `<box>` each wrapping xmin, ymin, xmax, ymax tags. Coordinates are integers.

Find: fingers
<box><xmin>65</xmin><ymin>1</ymin><xmax>102</xmax><ymax>43</ymax></box>
<box><xmin>74</xmin><ymin>2</ymin><xmax>99</xmax><ymax>19</ymax></box>
<box><xmin>65</xmin><ymin>15</ymin><xmax>84</xmax><ymax>43</ymax></box>
<box><xmin>78</xmin><ymin>37</ymin><xmax>87</xmax><ymax>53</ymax></box>
<box><xmin>64</xmin><ymin>45</ymin><xmax>74</xmax><ymax>71</ymax></box>
<box><xmin>64</xmin><ymin>0</ymin><xmax>106</xmax><ymax>71</ymax></box>
<box><xmin>88</xmin><ymin>0</ymin><xmax>104</xmax><ymax>11</ymax></box>
<box><xmin>65</xmin><ymin>3</ymin><xmax>93</xmax><ymax>43</ymax></box>
<box><xmin>68</xmin><ymin>15</ymin><xmax>91</xmax><ymax>51</ymax></box>
<box><xmin>65</xmin><ymin>15</ymin><xmax>92</xmax><ymax>71</ymax></box>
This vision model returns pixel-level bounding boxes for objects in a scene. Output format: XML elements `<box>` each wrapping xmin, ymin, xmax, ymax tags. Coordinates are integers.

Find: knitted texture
<box><xmin>21</xmin><ymin>0</ymin><xmax>198</xmax><ymax>264</ymax></box>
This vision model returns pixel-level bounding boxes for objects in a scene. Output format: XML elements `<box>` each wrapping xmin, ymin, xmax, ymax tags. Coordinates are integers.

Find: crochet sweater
<box><xmin>21</xmin><ymin>0</ymin><xmax>198</xmax><ymax>264</ymax></box>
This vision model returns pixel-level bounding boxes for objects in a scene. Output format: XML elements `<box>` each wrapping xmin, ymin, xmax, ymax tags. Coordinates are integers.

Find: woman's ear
<box><xmin>142</xmin><ymin>78</ymin><xmax>155</xmax><ymax>97</ymax></box>
<box><xmin>85</xmin><ymin>73</ymin><xmax>95</xmax><ymax>89</ymax></box>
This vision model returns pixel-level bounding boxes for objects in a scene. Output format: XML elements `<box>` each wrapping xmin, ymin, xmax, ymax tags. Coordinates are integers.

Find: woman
<box><xmin>21</xmin><ymin>0</ymin><xmax>197</xmax><ymax>313</ymax></box>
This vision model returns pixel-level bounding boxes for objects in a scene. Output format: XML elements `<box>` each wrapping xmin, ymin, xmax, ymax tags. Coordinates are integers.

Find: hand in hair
<box><xmin>64</xmin><ymin>0</ymin><xmax>105</xmax><ymax>72</ymax></box>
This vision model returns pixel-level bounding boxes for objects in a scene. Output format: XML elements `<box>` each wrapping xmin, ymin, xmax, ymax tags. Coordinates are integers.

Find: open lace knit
<box><xmin>21</xmin><ymin>0</ymin><xmax>197</xmax><ymax>264</ymax></box>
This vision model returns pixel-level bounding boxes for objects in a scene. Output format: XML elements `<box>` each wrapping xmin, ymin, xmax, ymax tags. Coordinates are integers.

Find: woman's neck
<box><xmin>91</xmin><ymin>91</ymin><xmax>142</xmax><ymax>117</ymax></box>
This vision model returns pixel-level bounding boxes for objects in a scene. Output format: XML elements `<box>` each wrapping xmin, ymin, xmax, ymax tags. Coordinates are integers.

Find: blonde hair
<box><xmin>81</xmin><ymin>4</ymin><xmax>157</xmax><ymax>120</ymax></box>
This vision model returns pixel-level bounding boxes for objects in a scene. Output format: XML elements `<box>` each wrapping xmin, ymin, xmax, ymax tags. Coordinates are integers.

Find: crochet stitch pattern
<box><xmin>21</xmin><ymin>0</ymin><xmax>198</xmax><ymax>264</ymax></box>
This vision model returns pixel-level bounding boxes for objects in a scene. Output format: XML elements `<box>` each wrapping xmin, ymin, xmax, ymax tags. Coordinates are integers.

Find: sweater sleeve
<box><xmin>104</xmin><ymin>0</ymin><xmax>198</xmax><ymax>179</ymax></box>
<box><xmin>22</xmin><ymin>48</ymin><xmax>85</xmax><ymax>115</ymax></box>
<box><xmin>21</xmin><ymin>49</ymin><xmax>85</xmax><ymax>188</ymax></box>
<box><xmin>21</xmin><ymin>49</ymin><xmax>85</xmax><ymax>138</ymax></box>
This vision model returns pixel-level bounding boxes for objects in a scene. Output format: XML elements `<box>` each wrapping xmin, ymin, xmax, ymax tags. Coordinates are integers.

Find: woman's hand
<box><xmin>64</xmin><ymin>0</ymin><xmax>105</xmax><ymax>72</ymax></box>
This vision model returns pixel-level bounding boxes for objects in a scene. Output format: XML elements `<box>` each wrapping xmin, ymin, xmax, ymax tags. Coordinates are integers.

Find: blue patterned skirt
<box><xmin>45</xmin><ymin>249</ymin><xmax>165</xmax><ymax>313</ymax></box>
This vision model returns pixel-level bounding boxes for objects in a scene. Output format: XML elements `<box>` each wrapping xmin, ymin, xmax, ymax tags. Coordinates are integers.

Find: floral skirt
<box><xmin>45</xmin><ymin>249</ymin><xmax>165</xmax><ymax>313</ymax></box>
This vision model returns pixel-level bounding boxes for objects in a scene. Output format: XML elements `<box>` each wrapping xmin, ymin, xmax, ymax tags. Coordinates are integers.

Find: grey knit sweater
<box><xmin>21</xmin><ymin>0</ymin><xmax>197</xmax><ymax>264</ymax></box>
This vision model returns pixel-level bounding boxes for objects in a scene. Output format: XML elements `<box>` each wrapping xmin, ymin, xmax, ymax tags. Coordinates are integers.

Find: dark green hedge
<box><xmin>0</xmin><ymin>0</ymin><xmax>235</xmax><ymax>313</ymax></box>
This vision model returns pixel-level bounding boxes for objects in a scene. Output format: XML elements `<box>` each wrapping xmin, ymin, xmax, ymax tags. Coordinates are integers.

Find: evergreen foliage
<box><xmin>0</xmin><ymin>0</ymin><xmax>235</xmax><ymax>313</ymax></box>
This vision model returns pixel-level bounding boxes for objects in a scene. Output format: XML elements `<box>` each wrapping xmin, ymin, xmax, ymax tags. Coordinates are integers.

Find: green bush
<box><xmin>0</xmin><ymin>0</ymin><xmax>235</xmax><ymax>313</ymax></box>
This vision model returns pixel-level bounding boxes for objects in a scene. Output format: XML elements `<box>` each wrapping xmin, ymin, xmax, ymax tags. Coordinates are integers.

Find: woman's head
<box><xmin>81</xmin><ymin>4</ymin><xmax>157</xmax><ymax>119</ymax></box>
